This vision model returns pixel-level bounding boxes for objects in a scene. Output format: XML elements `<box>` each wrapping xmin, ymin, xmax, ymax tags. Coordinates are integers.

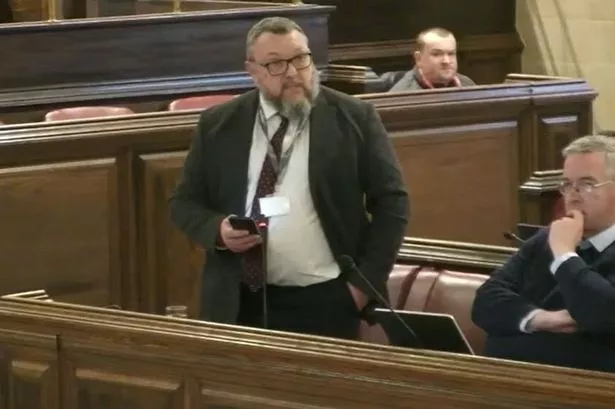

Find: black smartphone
<box><xmin>228</xmin><ymin>216</ymin><xmax>260</xmax><ymax>235</ymax></box>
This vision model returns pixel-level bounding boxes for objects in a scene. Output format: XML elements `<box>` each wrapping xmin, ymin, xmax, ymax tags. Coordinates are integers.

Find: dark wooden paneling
<box><xmin>65</xmin><ymin>366</ymin><xmax>184</xmax><ymax>409</ymax></box>
<box><xmin>302</xmin><ymin>0</ymin><xmax>515</xmax><ymax>44</ymax></box>
<box><xmin>0</xmin><ymin>159</ymin><xmax>119</xmax><ymax>306</ymax></box>
<box><xmin>135</xmin><ymin>151</ymin><xmax>202</xmax><ymax>316</ymax></box>
<box><xmin>0</xmin><ymin>0</ymin><xmax>13</xmax><ymax>22</ymax></box>
<box><xmin>0</xmin><ymin>3</ymin><xmax>333</xmax><ymax>89</ymax></box>
<box><xmin>0</xmin><ymin>329</ymin><xmax>59</xmax><ymax>409</ymax></box>
<box><xmin>0</xmin><ymin>65</ymin><xmax>381</xmax><ymax>125</ymax></box>
<box><xmin>393</xmin><ymin>122</ymin><xmax>519</xmax><ymax>244</ymax></box>
<box><xmin>537</xmin><ymin>115</ymin><xmax>583</xmax><ymax>170</ymax></box>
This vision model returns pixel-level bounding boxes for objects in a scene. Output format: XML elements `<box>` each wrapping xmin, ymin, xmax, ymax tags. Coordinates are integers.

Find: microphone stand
<box><xmin>258</xmin><ymin>222</ymin><xmax>268</xmax><ymax>330</ymax></box>
<box><xmin>339</xmin><ymin>255</ymin><xmax>422</xmax><ymax>348</ymax></box>
<box><xmin>503</xmin><ymin>231</ymin><xmax>525</xmax><ymax>245</ymax></box>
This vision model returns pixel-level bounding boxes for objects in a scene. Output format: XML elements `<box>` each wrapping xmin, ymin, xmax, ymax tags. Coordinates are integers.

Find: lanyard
<box><xmin>257</xmin><ymin>107</ymin><xmax>309</xmax><ymax>182</ymax></box>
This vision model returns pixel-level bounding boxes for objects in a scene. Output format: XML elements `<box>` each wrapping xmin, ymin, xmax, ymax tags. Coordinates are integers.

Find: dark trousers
<box><xmin>236</xmin><ymin>275</ymin><xmax>361</xmax><ymax>340</ymax></box>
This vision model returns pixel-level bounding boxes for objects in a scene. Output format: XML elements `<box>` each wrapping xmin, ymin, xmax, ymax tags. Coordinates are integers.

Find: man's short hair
<box><xmin>246</xmin><ymin>17</ymin><xmax>305</xmax><ymax>58</ymax></box>
<box><xmin>563</xmin><ymin>134</ymin><xmax>615</xmax><ymax>179</ymax></box>
<box><xmin>415</xmin><ymin>27</ymin><xmax>455</xmax><ymax>51</ymax></box>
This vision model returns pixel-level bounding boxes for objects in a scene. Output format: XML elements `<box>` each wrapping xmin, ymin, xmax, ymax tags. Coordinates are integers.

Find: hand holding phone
<box><xmin>228</xmin><ymin>216</ymin><xmax>260</xmax><ymax>235</ymax></box>
<box><xmin>219</xmin><ymin>216</ymin><xmax>261</xmax><ymax>253</ymax></box>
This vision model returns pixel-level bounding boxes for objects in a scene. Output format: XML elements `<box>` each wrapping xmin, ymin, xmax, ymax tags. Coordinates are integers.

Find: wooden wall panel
<box><xmin>64</xmin><ymin>367</ymin><xmax>184</xmax><ymax>409</ymax></box>
<box><xmin>0</xmin><ymin>159</ymin><xmax>119</xmax><ymax>306</ymax></box>
<box><xmin>0</xmin><ymin>329</ymin><xmax>58</xmax><ymax>409</ymax></box>
<box><xmin>393</xmin><ymin>122</ymin><xmax>518</xmax><ymax>244</ymax></box>
<box><xmin>537</xmin><ymin>115</ymin><xmax>584</xmax><ymax>170</ymax></box>
<box><xmin>0</xmin><ymin>4</ymin><xmax>333</xmax><ymax>90</ymax></box>
<box><xmin>136</xmin><ymin>151</ymin><xmax>201</xmax><ymax>316</ymax></box>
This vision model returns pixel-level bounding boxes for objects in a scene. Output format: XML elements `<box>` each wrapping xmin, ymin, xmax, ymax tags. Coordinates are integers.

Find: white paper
<box><xmin>259</xmin><ymin>196</ymin><xmax>291</xmax><ymax>217</ymax></box>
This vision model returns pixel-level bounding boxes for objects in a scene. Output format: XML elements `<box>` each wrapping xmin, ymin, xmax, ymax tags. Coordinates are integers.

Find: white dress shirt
<box><xmin>244</xmin><ymin>95</ymin><xmax>339</xmax><ymax>286</ymax></box>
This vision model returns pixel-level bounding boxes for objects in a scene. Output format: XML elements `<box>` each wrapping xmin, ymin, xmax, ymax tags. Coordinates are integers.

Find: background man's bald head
<box><xmin>416</xmin><ymin>27</ymin><xmax>455</xmax><ymax>51</ymax></box>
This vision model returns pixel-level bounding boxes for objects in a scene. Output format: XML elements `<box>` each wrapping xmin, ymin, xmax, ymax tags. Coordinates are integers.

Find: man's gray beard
<box><xmin>266</xmin><ymin>71</ymin><xmax>320</xmax><ymax>120</ymax></box>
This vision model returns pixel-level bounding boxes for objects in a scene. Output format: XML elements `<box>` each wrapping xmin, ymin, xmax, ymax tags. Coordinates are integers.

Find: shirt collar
<box><xmin>586</xmin><ymin>223</ymin><xmax>615</xmax><ymax>252</ymax></box>
<box><xmin>259</xmin><ymin>93</ymin><xmax>278</xmax><ymax>120</ymax></box>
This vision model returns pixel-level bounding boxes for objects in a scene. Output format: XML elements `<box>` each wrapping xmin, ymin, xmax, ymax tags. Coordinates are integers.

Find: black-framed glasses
<box><xmin>558</xmin><ymin>180</ymin><xmax>614</xmax><ymax>195</ymax></box>
<box><xmin>254</xmin><ymin>52</ymin><xmax>313</xmax><ymax>76</ymax></box>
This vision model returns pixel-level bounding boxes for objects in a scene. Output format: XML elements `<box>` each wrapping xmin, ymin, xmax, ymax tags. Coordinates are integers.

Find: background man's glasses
<box><xmin>558</xmin><ymin>180</ymin><xmax>614</xmax><ymax>195</ymax></box>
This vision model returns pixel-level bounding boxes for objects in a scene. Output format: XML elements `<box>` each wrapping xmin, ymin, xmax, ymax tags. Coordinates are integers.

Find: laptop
<box><xmin>371</xmin><ymin>308</ymin><xmax>475</xmax><ymax>355</ymax></box>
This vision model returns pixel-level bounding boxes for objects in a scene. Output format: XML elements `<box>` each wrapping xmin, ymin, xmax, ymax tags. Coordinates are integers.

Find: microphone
<box><xmin>503</xmin><ymin>231</ymin><xmax>525</xmax><ymax>245</ymax></box>
<box><xmin>258</xmin><ymin>222</ymin><xmax>269</xmax><ymax>330</ymax></box>
<box><xmin>338</xmin><ymin>255</ymin><xmax>423</xmax><ymax>349</ymax></box>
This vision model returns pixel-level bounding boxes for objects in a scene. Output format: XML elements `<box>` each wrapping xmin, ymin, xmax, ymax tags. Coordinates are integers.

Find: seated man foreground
<box><xmin>472</xmin><ymin>134</ymin><xmax>615</xmax><ymax>372</ymax></box>
<box><xmin>384</xmin><ymin>27</ymin><xmax>475</xmax><ymax>92</ymax></box>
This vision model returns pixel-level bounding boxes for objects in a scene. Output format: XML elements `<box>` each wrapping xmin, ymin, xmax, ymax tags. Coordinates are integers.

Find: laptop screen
<box><xmin>371</xmin><ymin>308</ymin><xmax>474</xmax><ymax>355</ymax></box>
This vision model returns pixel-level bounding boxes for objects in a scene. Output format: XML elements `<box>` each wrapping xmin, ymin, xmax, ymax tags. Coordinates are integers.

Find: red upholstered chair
<box><xmin>45</xmin><ymin>106</ymin><xmax>134</xmax><ymax>121</ymax></box>
<box><xmin>168</xmin><ymin>94</ymin><xmax>236</xmax><ymax>111</ymax></box>
<box><xmin>358</xmin><ymin>264</ymin><xmax>417</xmax><ymax>345</ymax></box>
<box><xmin>402</xmin><ymin>268</ymin><xmax>488</xmax><ymax>354</ymax></box>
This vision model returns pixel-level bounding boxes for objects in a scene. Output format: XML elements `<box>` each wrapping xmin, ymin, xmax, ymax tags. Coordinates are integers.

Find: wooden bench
<box><xmin>0</xmin><ymin>294</ymin><xmax>614</xmax><ymax>408</ymax></box>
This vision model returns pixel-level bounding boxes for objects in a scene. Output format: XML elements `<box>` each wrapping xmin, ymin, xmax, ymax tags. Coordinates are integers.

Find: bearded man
<box><xmin>169</xmin><ymin>17</ymin><xmax>409</xmax><ymax>340</ymax></box>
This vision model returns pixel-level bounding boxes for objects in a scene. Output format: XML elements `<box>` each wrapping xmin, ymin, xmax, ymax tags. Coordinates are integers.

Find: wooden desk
<box><xmin>0</xmin><ymin>296</ymin><xmax>614</xmax><ymax>408</ymax></box>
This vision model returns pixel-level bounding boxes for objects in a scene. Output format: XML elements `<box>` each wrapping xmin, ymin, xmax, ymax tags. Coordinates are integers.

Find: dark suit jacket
<box><xmin>169</xmin><ymin>86</ymin><xmax>409</xmax><ymax>324</ymax></box>
<box><xmin>472</xmin><ymin>228</ymin><xmax>615</xmax><ymax>371</ymax></box>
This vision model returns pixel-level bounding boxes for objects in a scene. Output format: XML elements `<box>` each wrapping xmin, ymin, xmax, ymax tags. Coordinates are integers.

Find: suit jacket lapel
<box><xmin>222</xmin><ymin>90</ymin><xmax>258</xmax><ymax>215</ymax></box>
<box><xmin>308</xmin><ymin>90</ymin><xmax>340</xmax><ymax>193</ymax></box>
<box><xmin>593</xmin><ymin>240</ymin><xmax>615</xmax><ymax>275</ymax></box>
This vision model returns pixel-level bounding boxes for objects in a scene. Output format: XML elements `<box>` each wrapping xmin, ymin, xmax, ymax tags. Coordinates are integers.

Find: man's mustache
<box><xmin>283</xmin><ymin>82</ymin><xmax>305</xmax><ymax>88</ymax></box>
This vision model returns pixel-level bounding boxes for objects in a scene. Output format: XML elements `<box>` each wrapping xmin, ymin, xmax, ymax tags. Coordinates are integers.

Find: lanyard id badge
<box><xmin>257</xmin><ymin>107</ymin><xmax>309</xmax><ymax>182</ymax></box>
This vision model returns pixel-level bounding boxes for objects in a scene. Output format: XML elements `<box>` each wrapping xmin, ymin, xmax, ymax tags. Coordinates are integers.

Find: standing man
<box><xmin>385</xmin><ymin>27</ymin><xmax>475</xmax><ymax>92</ymax></box>
<box><xmin>169</xmin><ymin>17</ymin><xmax>409</xmax><ymax>340</ymax></box>
<box><xmin>472</xmin><ymin>134</ymin><xmax>615</xmax><ymax>372</ymax></box>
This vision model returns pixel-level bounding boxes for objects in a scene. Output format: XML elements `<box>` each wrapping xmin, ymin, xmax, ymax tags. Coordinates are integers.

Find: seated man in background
<box><xmin>472</xmin><ymin>134</ymin><xmax>615</xmax><ymax>372</ymax></box>
<box><xmin>384</xmin><ymin>27</ymin><xmax>475</xmax><ymax>92</ymax></box>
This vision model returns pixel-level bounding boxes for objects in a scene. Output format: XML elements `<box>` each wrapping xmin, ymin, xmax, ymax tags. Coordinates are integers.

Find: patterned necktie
<box><xmin>241</xmin><ymin>114</ymin><xmax>289</xmax><ymax>291</ymax></box>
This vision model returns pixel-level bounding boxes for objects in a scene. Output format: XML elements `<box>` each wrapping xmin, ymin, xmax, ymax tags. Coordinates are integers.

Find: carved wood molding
<box><xmin>399</xmin><ymin>237</ymin><xmax>514</xmax><ymax>269</ymax></box>
<box><xmin>519</xmin><ymin>169</ymin><xmax>563</xmax><ymax>194</ymax></box>
<box><xmin>0</xmin><ymin>72</ymin><xmax>255</xmax><ymax>110</ymax></box>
